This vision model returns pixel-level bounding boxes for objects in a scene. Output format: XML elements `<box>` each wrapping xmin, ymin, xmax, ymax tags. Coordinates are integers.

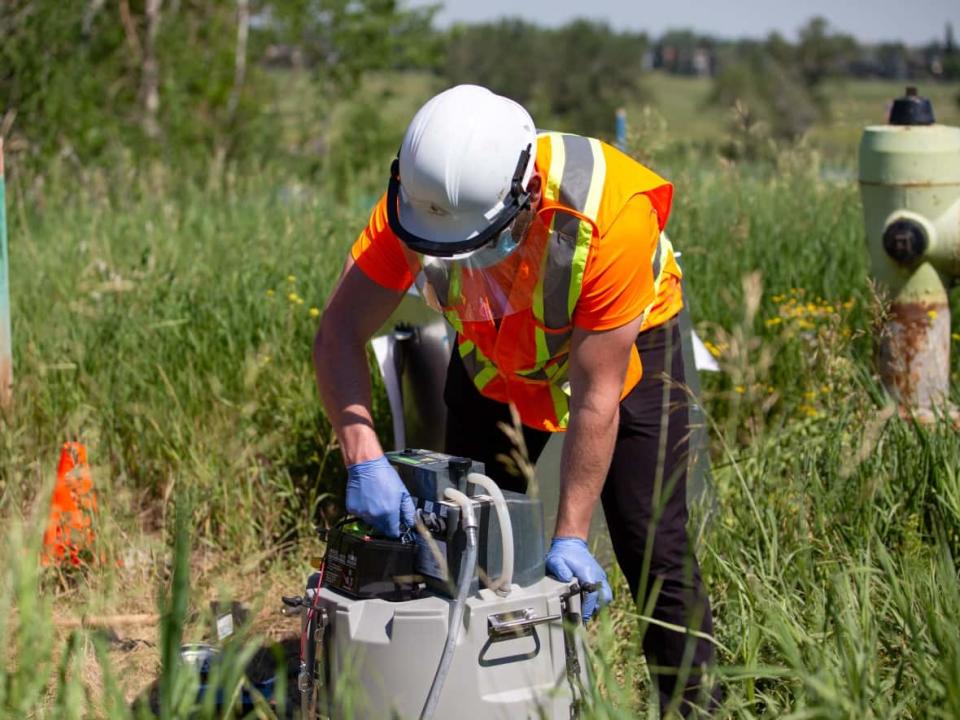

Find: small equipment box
<box><xmin>321</xmin><ymin>520</ymin><xmax>417</xmax><ymax>600</ymax></box>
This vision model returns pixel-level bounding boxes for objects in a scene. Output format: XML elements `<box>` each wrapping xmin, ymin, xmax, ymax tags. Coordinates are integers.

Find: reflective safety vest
<box><xmin>441</xmin><ymin>132</ymin><xmax>681</xmax><ymax>432</ymax></box>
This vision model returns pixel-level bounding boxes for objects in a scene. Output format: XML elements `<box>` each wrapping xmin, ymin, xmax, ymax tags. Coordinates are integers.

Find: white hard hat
<box><xmin>386</xmin><ymin>85</ymin><xmax>538</xmax><ymax>257</ymax></box>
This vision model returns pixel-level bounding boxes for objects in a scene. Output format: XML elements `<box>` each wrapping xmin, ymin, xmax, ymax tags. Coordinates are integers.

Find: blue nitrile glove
<box><xmin>345</xmin><ymin>456</ymin><xmax>416</xmax><ymax>539</ymax></box>
<box><xmin>545</xmin><ymin>537</ymin><xmax>613</xmax><ymax>622</ymax></box>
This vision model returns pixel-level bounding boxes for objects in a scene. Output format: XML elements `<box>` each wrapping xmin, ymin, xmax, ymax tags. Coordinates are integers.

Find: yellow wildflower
<box><xmin>842</xmin><ymin>299</ymin><xmax>855</xmax><ymax>310</ymax></box>
<box><xmin>765</xmin><ymin>317</ymin><xmax>783</xmax><ymax>327</ymax></box>
<box><xmin>799</xmin><ymin>404</ymin><xmax>819</xmax><ymax>418</ymax></box>
<box><xmin>734</xmin><ymin>385</ymin><xmax>746</xmax><ymax>394</ymax></box>
<box><xmin>797</xmin><ymin>319</ymin><xmax>815</xmax><ymax>330</ymax></box>
<box><xmin>927</xmin><ymin>310</ymin><xmax>938</xmax><ymax>320</ymax></box>
<box><xmin>804</xmin><ymin>390</ymin><xmax>817</xmax><ymax>401</ymax></box>
<box><xmin>287</xmin><ymin>275</ymin><xmax>297</xmax><ymax>283</ymax></box>
<box><xmin>705</xmin><ymin>341</ymin><xmax>721</xmax><ymax>358</ymax></box>
<box><xmin>266</xmin><ymin>289</ymin><xmax>274</xmax><ymax>298</ymax></box>
<box><xmin>953</xmin><ymin>333</ymin><xmax>960</xmax><ymax>342</ymax></box>
<box><xmin>309</xmin><ymin>307</ymin><xmax>320</xmax><ymax>318</ymax></box>
<box><xmin>288</xmin><ymin>292</ymin><xmax>300</xmax><ymax>303</ymax></box>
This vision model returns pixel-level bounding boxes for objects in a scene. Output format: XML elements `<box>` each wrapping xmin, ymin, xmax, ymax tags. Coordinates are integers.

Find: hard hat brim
<box><xmin>386</xmin><ymin>146</ymin><xmax>533</xmax><ymax>258</ymax></box>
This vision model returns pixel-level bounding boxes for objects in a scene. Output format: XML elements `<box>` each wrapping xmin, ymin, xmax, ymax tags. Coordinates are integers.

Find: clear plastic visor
<box><xmin>407</xmin><ymin>212</ymin><xmax>559</xmax><ymax>322</ymax></box>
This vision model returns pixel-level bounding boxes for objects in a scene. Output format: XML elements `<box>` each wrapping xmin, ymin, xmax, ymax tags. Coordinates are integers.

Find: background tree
<box><xmin>0</xmin><ymin>0</ymin><xmax>438</xmax><ymax>170</ymax></box>
<box><xmin>443</xmin><ymin>19</ymin><xmax>649</xmax><ymax>139</ymax></box>
<box><xmin>709</xmin><ymin>17</ymin><xmax>858</xmax><ymax>153</ymax></box>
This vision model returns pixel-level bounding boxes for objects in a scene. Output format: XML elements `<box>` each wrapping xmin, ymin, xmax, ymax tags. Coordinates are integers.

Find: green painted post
<box><xmin>0</xmin><ymin>138</ymin><xmax>12</xmax><ymax>410</ymax></box>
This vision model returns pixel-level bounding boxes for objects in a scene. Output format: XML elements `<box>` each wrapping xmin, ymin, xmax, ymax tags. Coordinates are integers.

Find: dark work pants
<box><xmin>444</xmin><ymin>319</ymin><xmax>718</xmax><ymax>716</ymax></box>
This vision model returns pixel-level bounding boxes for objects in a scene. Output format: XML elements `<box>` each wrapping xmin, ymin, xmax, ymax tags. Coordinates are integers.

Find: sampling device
<box><xmin>282</xmin><ymin>449</ymin><xmax>593</xmax><ymax>719</ymax></box>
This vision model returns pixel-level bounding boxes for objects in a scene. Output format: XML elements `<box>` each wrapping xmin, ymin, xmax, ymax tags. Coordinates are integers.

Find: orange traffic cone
<box><xmin>42</xmin><ymin>442</ymin><xmax>98</xmax><ymax>567</ymax></box>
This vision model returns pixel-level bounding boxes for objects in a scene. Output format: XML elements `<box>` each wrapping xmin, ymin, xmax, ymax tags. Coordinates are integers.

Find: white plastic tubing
<box><xmin>466</xmin><ymin>472</ymin><xmax>514</xmax><ymax>595</ymax></box>
<box><xmin>421</xmin><ymin>488</ymin><xmax>479</xmax><ymax>720</ymax></box>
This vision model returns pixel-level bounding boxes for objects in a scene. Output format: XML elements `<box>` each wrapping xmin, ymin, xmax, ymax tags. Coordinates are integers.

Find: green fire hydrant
<box><xmin>859</xmin><ymin>87</ymin><xmax>960</xmax><ymax>417</ymax></box>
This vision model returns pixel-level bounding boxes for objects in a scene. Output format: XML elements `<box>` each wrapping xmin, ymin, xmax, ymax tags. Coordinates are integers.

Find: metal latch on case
<box><xmin>487</xmin><ymin>607</ymin><xmax>561</xmax><ymax>641</ymax></box>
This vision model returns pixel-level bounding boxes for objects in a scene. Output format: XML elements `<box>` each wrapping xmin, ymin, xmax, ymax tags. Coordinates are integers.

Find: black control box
<box><xmin>386</xmin><ymin>449</ymin><xmax>484</xmax><ymax>502</ymax></box>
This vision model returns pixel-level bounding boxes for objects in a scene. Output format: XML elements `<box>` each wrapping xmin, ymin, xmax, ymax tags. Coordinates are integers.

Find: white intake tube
<box><xmin>420</xmin><ymin>488</ymin><xmax>479</xmax><ymax>720</ymax></box>
<box><xmin>466</xmin><ymin>472</ymin><xmax>514</xmax><ymax>595</ymax></box>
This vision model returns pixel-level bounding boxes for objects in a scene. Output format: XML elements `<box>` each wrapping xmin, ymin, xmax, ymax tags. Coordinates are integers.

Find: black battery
<box><xmin>321</xmin><ymin>524</ymin><xmax>418</xmax><ymax>600</ymax></box>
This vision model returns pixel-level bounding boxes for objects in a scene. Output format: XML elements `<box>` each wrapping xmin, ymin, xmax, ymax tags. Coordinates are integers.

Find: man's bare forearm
<box><xmin>554</xmin><ymin>399</ymin><xmax>619</xmax><ymax>539</ymax></box>
<box><xmin>313</xmin><ymin>324</ymin><xmax>383</xmax><ymax>466</ymax></box>
<box><xmin>312</xmin><ymin>258</ymin><xmax>404</xmax><ymax>467</ymax></box>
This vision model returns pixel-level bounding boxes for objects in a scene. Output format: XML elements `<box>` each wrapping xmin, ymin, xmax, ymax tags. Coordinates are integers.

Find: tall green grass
<box><xmin>2</xmin><ymin>134</ymin><xmax>960</xmax><ymax>717</ymax></box>
<box><xmin>0</xmin><ymin>502</ymin><xmax>281</xmax><ymax>719</ymax></box>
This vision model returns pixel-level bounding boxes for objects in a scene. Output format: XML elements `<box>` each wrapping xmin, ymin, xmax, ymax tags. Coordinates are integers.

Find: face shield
<box><xmin>409</xmin><ymin>211</ymin><xmax>560</xmax><ymax>322</ymax></box>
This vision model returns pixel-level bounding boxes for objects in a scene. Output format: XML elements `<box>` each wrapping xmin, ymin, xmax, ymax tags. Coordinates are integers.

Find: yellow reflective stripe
<box><xmin>533</xmin><ymin>327</ymin><xmax>550</xmax><ymax>365</ymax></box>
<box><xmin>566</xmin><ymin>140</ymin><xmax>604</xmax><ymax>316</ymax></box>
<box><xmin>531</xmin><ymin>212</ymin><xmax>557</xmax><ymax>365</ymax></box>
<box><xmin>545</xmin><ymin>133</ymin><xmax>565</xmax><ymax>203</ymax></box>
<box><xmin>449</xmin><ymin>263</ymin><xmax>461</xmax><ymax>304</ymax></box>
<box><xmin>568</xmin><ymin>219</ymin><xmax>591</xmax><ymax>317</ymax></box>
<box><xmin>473</xmin><ymin>363</ymin><xmax>498</xmax><ymax>390</ymax></box>
<box><xmin>640</xmin><ymin>233</ymin><xmax>675</xmax><ymax>324</ymax></box>
<box><xmin>459</xmin><ymin>338</ymin><xmax>475</xmax><ymax>355</ymax></box>
<box><xmin>549</xmin><ymin>382</ymin><xmax>570</xmax><ymax>428</ymax></box>
<box><xmin>445</xmin><ymin>311</ymin><xmax>463</xmax><ymax>333</ymax></box>
<box><xmin>583</xmin><ymin>139</ymin><xmax>606</xmax><ymax>217</ymax></box>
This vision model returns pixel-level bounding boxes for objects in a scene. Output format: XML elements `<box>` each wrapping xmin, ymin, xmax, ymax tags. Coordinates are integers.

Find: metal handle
<box><xmin>487</xmin><ymin>607</ymin><xmax>561</xmax><ymax>641</ymax></box>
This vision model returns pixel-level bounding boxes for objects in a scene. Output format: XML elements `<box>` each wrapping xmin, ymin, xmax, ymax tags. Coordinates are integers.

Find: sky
<box><xmin>409</xmin><ymin>0</ymin><xmax>959</xmax><ymax>45</ymax></box>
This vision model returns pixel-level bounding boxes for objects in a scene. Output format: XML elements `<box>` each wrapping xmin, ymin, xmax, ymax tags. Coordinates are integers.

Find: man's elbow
<box><xmin>570</xmin><ymin>386</ymin><xmax>621</xmax><ymax>425</ymax></box>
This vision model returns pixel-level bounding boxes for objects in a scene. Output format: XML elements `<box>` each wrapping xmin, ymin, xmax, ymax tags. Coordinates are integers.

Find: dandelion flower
<box><xmin>288</xmin><ymin>292</ymin><xmax>300</xmax><ymax>303</ymax></box>
<box><xmin>287</xmin><ymin>275</ymin><xmax>297</xmax><ymax>283</ymax></box>
<box><xmin>734</xmin><ymin>385</ymin><xmax>746</xmax><ymax>394</ymax></box>
<box><xmin>765</xmin><ymin>317</ymin><xmax>783</xmax><ymax>327</ymax></box>
<box><xmin>799</xmin><ymin>404</ymin><xmax>819</xmax><ymax>418</ymax></box>
<box><xmin>705</xmin><ymin>341</ymin><xmax>721</xmax><ymax>358</ymax></box>
<box><xmin>309</xmin><ymin>307</ymin><xmax>320</xmax><ymax>318</ymax></box>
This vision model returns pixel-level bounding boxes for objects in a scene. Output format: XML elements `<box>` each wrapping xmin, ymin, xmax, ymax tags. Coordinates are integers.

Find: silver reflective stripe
<box><xmin>460</xmin><ymin>343</ymin><xmax>482</xmax><ymax>375</ymax></box>
<box><xmin>543</xmin><ymin>330</ymin><xmax>569</xmax><ymax>358</ymax></box>
<box><xmin>542</xmin><ymin>212</ymin><xmax>579</xmax><ymax>330</ymax></box>
<box><xmin>652</xmin><ymin>235</ymin><xmax>663</xmax><ymax>279</ymax></box>
<box><xmin>423</xmin><ymin>262</ymin><xmax>450</xmax><ymax>307</ymax></box>
<box><xmin>558</xmin><ymin>135</ymin><xmax>595</xmax><ymax>212</ymax></box>
<box><xmin>517</xmin><ymin>366</ymin><xmax>551</xmax><ymax>381</ymax></box>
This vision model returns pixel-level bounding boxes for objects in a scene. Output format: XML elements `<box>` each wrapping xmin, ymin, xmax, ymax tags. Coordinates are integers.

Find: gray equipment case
<box><xmin>302</xmin><ymin>576</ymin><xmax>589</xmax><ymax>719</ymax></box>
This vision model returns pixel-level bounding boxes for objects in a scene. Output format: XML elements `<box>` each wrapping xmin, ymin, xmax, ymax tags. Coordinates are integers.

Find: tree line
<box><xmin>1</xmin><ymin>3</ymin><xmax>957</xmax><ymax>171</ymax></box>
